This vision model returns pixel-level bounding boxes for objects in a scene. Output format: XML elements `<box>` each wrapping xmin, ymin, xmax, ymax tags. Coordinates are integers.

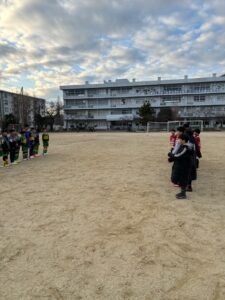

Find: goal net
<box><xmin>167</xmin><ymin>120</ymin><xmax>204</xmax><ymax>132</ymax></box>
<box><xmin>147</xmin><ymin>122</ymin><xmax>168</xmax><ymax>132</ymax></box>
<box><xmin>147</xmin><ymin>120</ymin><xmax>204</xmax><ymax>132</ymax></box>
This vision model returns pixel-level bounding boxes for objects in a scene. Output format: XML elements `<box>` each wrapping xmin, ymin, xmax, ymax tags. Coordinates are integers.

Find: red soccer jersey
<box><xmin>194</xmin><ymin>135</ymin><xmax>201</xmax><ymax>150</ymax></box>
<box><xmin>169</xmin><ymin>134</ymin><xmax>177</xmax><ymax>148</ymax></box>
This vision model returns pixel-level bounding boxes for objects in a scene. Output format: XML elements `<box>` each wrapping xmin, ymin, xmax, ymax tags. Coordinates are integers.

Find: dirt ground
<box><xmin>1</xmin><ymin>132</ymin><xmax>225</xmax><ymax>300</ymax></box>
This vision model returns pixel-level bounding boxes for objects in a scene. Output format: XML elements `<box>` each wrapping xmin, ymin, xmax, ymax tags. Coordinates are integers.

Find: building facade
<box><xmin>0</xmin><ymin>90</ymin><xmax>45</xmax><ymax>130</ymax></box>
<box><xmin>60</xmin><ymin>74</ymin><xmax>225</xmax><ymax>130</ymax></box>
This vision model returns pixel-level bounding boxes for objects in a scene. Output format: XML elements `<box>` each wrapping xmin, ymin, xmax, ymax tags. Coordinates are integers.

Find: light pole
<box><xmin>19</xmin><ymin>87</ymin><xmax>24</xmax><ymax>128</ymax></box>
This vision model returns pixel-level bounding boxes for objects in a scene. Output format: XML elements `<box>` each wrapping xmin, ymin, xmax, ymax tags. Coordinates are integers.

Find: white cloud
<box><xmin>0</xmin><ymin>0</ymin><xmax>225</xmax><ymax>99</ymax></box>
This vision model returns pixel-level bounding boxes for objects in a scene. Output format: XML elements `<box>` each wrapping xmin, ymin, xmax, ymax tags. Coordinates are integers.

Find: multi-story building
<box><xmin>0</xmin><ymin>90</ymin><xmax>45</xmax><ymax>129</ymax></box>
<box><xmin>60</xmin><ymin>74</ymin><xmax>225</xmax><ymax>130</ymax></box>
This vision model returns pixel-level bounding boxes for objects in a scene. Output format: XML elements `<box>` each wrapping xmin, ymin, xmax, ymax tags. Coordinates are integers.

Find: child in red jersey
<box><xmin>193</xmin><ymin>128</ymin><xmax>202</xmax><ymax>168</ymax></box>
<box><xmin>169</xmin><ymin>129</ymin><xmax>177</xmax><ymax>151</ymax></box>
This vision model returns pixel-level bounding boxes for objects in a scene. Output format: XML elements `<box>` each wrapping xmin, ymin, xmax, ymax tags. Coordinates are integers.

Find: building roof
<box><xmin>60</xmin><ymin>75</ymin><xmax>225</xmax><ymax>90</ymax></box>
<box><xmin>0</xmin><ymin>89</ymin><xmax>45</xmax><ymax>101</ymax></box>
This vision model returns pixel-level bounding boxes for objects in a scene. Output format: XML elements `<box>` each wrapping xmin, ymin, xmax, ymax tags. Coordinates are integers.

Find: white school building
<box><xmin>60</xmin><ymin>74</ymin><xmax>225</xmax><ymax>130</ymax></box>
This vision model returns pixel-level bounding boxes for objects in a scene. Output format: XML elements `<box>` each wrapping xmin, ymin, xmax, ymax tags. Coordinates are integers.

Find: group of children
<box><xmin>168</xmin><ymin>123</ymin><xmax>202</xmax><ymax>199</ymax></box>
<box><xmin>0</xmin><ymin>126</ymin><xmax>50</xmax><ymax>167</ymax></box>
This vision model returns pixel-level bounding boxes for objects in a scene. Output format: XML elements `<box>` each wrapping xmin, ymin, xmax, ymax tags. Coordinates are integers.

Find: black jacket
<box><xmin>169</xmin><ymin>144</ymin><xmax>192</xmax><ymax>186</ymax></box>
<box><xmin>9</xmin><ymin>136</ymin><xmax>17</xmax><ymax>151</ymax></box>
<box><xmin>2</xmin><ymin>136</ymin><xmax>10</xmax><ymax>153</ymax></box>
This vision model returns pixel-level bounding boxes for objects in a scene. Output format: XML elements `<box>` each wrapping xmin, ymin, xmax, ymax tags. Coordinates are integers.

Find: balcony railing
<box><xmin>180</xmin><ymin>112</ymin><xmax>225</xmax><ymax>118</ymax></box>
<box><xmin>64</xmin><ymin>100</ymin><xmax>225</xmax><ymax>111</ymax></box>
<box><xmin>64</xmin><ymin>115</ymin><xmax>106</xmax><ymax>120</ymax></box>
<box><xmin>64</xmin><ymin>103</ymin><xmax>138</xmax><ymax>109</ymax></box>
<box><xmin>64</xmin><ymin>87</ymin><xmax>225</xmax><ymax>99</ymax></box>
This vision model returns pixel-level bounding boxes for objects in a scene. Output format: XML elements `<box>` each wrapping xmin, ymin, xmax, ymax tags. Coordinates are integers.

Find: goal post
<box><xmin>147</xmin><ymin>120</ymin><xmax>204</xmax><ymax>132</ymax></box>
<box><xmin>146</xmin><ymin>122</ymin><xmax>168</xmax><ymax>132</ymax></box>
<box><xmin>167</xmin><ymin>120</ymin><xmax>204</xmax><ymax>132</ymax></box>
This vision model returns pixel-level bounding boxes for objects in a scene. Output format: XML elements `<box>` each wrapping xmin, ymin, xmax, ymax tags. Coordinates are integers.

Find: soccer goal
<box><xmin>167</xmin><ymin>120</ymin><xmax>204</xmax><ymax>132</ymax></box>
<box><xmin>146</xmin><ymin>122</ymin><xmax>168</xmax><ymax>132</ymax></box>
<box><xmin>147</xmin><ymin>120</ymin><xmax>204</xmax><ymax>132</ymax></box>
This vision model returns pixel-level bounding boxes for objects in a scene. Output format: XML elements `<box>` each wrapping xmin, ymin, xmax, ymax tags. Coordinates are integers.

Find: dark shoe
<box><xmin>186</xmin><ymin>186</ymin><xmax>193</xmax><ymax>192</ymax></box>
<box><xmin>176</xmin><ymin>192</ymin><xmax>187</xmax><ymax>199</ymax></box>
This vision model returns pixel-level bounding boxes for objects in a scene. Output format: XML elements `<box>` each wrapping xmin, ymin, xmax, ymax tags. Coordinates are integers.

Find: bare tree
<box><xmin>44</xmin><ymin>98</ymin><xmax>64</xmax><ymax>130</ymax></box>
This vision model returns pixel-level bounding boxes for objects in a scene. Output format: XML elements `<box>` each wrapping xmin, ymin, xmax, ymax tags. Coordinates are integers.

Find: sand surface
<box><xmin>1</xmin><ymin>132</ymin><xmax>225</xmax><ymax>300</ymax></box>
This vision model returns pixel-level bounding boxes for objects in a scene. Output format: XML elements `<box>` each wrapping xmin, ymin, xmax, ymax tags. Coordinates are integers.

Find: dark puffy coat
<box><xmin>2</xmin><ymin>136</ymin><xmax>10</xmax><ymax>154</ymax></box>
<box><xmin>187</xmin><ymin>136</ymin><xmax>197</xmax><ymax>181</ymax></box>
<box><xmin>169</xmin><ymin>144</ymin><xmax>192</xmax><ymax>187</ymax></box>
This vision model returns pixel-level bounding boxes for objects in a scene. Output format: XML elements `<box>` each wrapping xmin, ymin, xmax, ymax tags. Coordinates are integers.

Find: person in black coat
<box><xmin>193</xmin><ymin>128</ymin><xmax>202</xmax><ymax>169</ymax></box>
<box><xmin>185</xmin><ymin>128</ymin><xmax>197</xmax><ymax>192</ymax></box>
<box><xmin>168</xmin><ymin>133</ymin><xmax>192</xmax><ymax>199</ymax></box>
<box><xmin>8</xmin><ymin>129</ymin><xmax>17</xmax><ymax>164</ymax></box>
<box><xmin>2</xmin><ymin>130</ymin><xmax>10</xmax><ymax>167</ymax></box>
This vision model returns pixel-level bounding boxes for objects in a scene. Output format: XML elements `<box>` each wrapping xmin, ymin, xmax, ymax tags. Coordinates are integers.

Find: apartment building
<box><xmin>0</xmin><ymin>90</ymin><xmax>45</xmax><ymax>129</ymax></box>
<box><xmin>60</xmin><ymin>74</ymin><xmax>225</xmax><ymax>130</ymax></box>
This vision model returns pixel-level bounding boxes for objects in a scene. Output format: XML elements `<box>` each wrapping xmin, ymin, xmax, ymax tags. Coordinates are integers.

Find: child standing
<box><xmin>169</xmin><ymin>129</ymin><xmax>177</xmax><ymax>150</ymax></box>
<box><xmin>14</xmin><ymin>131</ymin><xmax>21</xmax><ymax>162</ymax></box>
<box><xmin>42</xmin><ymin>129</ymin><xmax>49</xmax><ymax>155</ymax></box>
<box><xmin>24</xmin><ymin>126</ymin><xmax>31</xmax><ymax>159</ymax></box>
<box><xmin>172</xmin><ymin>126</ymin><xmax>185</xmax><ymax>155</ymax></box>
<box><xmin>185</xmin><ymin>128</ymin><xmax>197</xmax><ymax>192</ymax></box>
<box><xmin>0</xmin><ymin>133</ymin><xmax>3</xmax><ymax>167</ymax></box>
<box><xmin>169</xmin><ymin>126</ymin><xmax>185</xmax><ymax>187</ymax></box>
<box><xmin>168</xmin><ymin>133</ymin><xmax>192</xmax><ymax>199</ymax></box>
<box><xmin>2</xmin><ymin>131</ymin><xmax>10</xmax><ymax>167</ymax></box>
<box><xmin>34</xmin><ymin>129</ymin><xmax>40</xmax><ymax>156</ymax></box>
<box><xmin>8</xmin><ymin>129</ymin><xmax>17</xmax><ymax>164</ymax></box>
<box><xmin>29</xmin><ymin>128</ymin><xmax>35</xmax><ymax>158</ymax></box>
<box><xmin>193</xmin><ymin>128</ymin><xmax>202</xmax><ymax>168</ymax></box>
<box><xmin>21</xmin><ymin>129</ymin><xmax>29</xmax><ymax>160</ymax></box>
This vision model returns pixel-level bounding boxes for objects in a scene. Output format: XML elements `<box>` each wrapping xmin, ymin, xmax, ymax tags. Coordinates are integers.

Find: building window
<box><xmin>87</xmin><ymin>89</ymin><xmax>106</xmax><ymax>97</ymax></box>
<box><xmin>163</xmin><ymin>85</ymin><xmax>182</xmax><ymax>92</ymax></box>
<box><xmin>189</xmin><ymin>84</ymin><xmax>210</xmax><ymax>92</ymax></box>
<box><xmin>65</xmin><ymin>99</ymin><xmax>86</xmax><ymax>106</ymax></box>
<box><xmin>217</xmin><ymin>95</ymin><xmax>225</xmax><ymax>101</ymax></box>
<box><xmin>162</xmin><ymin>96</ymin><xmax>181</xmax><ymax>102</ymax></box>
<box><xmin>194</xmin><ymin>95</ymin><xmax>205</xmax><ymax>102</ymax></box>
<box><xmin>122</xmin><ymin>109</ymin><xmax>132</xmax><ymax>114</ymax></box>
<box><xmin>135</xmin><ymin>99</ymin><xmax>146</xmax><ymax>104</ymax></box>
<box><xmin>98</xmin><ymin>99</ymin><xmax>108</xmax><ymax>106</ymax></box>
<box><xmin>65</xmin><ymin>89</ymin><xmax>85</xmax><ymax>96</ymax></box>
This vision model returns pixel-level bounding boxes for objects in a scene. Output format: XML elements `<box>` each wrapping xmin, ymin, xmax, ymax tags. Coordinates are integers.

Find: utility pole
<box><xmin>0</xmin><ymin>93</ymin><xmax>3</xmax><ymax>130</ymax></box>
<box><xmin>19</xmin><ymin>87</ymin><xmax>24</xmax><ymax>128</ymax></box>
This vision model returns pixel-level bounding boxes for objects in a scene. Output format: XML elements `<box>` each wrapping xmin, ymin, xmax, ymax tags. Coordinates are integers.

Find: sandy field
<box><xmin>1</xmin><ymin>132</ymin><xmax>225</xmax><ymax>300</ymax></box>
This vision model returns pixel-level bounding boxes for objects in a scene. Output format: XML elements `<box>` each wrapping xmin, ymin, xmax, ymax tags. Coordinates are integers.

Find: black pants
<box><xmin>30</xmin><ymin>143</ymin><xmax>34</xmax><ymax>156</ymax></box>
<box><xmin>10</xmin><ymin>149</ymin><xmax>16</xmax><ymax>163</ymax></box>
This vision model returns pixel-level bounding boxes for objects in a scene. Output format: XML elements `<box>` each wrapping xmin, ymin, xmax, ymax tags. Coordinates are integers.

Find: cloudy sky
<box><xmin>0</xmin><ymin>0</ymin><xmax>225</xmax><ymax>100</ymax></box>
